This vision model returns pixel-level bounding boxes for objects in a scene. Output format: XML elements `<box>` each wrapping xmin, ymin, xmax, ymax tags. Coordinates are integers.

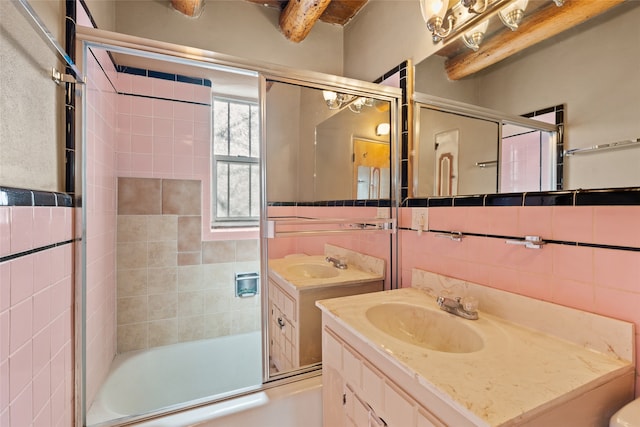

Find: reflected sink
<box><xmin>365</xmin><ymin>303</ymin><xmax>484</xmax><ymax>353</ymax></box>
<box><xmin>286</xmin><ymin>263</ymin><xmax>340</xmax><ymax>279</ymax></box>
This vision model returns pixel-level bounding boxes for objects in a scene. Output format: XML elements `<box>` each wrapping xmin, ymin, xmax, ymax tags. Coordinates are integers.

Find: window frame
<box><xmin>211</xmin><ymin>96</ymin><xmax>260</xmax><ymax>228</ymax></box>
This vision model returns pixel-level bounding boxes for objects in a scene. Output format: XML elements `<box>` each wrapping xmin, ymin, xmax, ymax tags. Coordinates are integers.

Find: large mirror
<box><xmin>413</xmin><ymin>94</ymin><xmax>558</xmax><ymax>197</ymax></box>
<box><xmin>412</xmin><ymin>1</ymin><xmax>640</xmax><ymax>195</ymax></box>
<box><xmin>264</xmin><ymin>79</ymin><xmax>396</xmax><ymax>378</ymax></box>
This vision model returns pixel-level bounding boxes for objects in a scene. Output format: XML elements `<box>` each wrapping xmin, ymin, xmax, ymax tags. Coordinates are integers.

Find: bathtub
<box><xmin>87</xmin><ymin>331</ymin><xmax>264</xmax><ymax>426</ymax></box>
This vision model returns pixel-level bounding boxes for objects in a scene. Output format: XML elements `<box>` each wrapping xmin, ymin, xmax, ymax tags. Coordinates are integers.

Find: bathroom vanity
<box><xmin>317</xmin><ymin>283</ymin><xmax>635</xmax><ymax>426</ymax></box>
<box><xmin>268</xmin><ymin>254</ymin><xmax>384</xmax><ymax>371</ymax></box>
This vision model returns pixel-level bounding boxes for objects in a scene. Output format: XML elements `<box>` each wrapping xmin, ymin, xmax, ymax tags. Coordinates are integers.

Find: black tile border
<box><xmin>268</xmin><ymin>199</ymin><xmax>392</xmax><ymax>207</ymax></box>
<box><xmin>401</xmin><ymin>187</ymin><xmax>640</xmax><ymax>207</ymax></box>
<box><xmin>116</xmin><ymin>65</ymin><xmax>212</xmax><ymax>88</ymax></box>
<box><xmin>0</xmin><ymin>239</ymin><xmax>76</xmax><ymax>264</ymax></box>
<box><xmin>0</xmin><ymin>187</ymin><xmax>73</xmax><ymax>208</ymax></box>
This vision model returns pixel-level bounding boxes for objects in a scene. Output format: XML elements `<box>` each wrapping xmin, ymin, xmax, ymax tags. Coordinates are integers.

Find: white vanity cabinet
<box><xmin>323</xmin><ymin>326</ymin><xmax>447</xmax><ymax>427</ymax></box>
<box><xmin>269</xmin><ymin>275</ymin><xmax>383</xmax><ymax>372</ymax></box>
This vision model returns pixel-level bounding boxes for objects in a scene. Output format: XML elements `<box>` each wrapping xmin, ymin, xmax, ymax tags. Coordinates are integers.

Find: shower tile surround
<box><xmin>116</xmin><ymin>177</ymin><xmax>260</xmax><ymax>352</ymax></box>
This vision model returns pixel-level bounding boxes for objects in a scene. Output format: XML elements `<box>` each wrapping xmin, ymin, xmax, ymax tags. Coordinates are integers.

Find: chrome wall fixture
<box><xmin>321</xmin><ymin>90</ymin><xmax>376</xmax><ymax>113</ymax></box>
<box><xmin>421</xmin><ymin>0</ymin><xmax>564</xmax><ymax>49</ymax></box>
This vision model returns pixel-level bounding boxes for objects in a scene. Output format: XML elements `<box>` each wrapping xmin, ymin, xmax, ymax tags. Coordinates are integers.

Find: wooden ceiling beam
<box><xmin>279</xmin><ymin>0</ymin><xmax>333</xmax><ymax>43</ymax></box>
<box><xmin>444</xmin><ymin>0</ymin><xmax>625</xmax><ymax>80</ymax></box>
<box><xmin>170</xmin><ymin>0</ymin><xmax>205</xmax><ymax>17</ymax></box>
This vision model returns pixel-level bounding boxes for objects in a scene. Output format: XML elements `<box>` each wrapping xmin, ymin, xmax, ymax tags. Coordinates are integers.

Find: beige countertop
<box><xmin>317</xmin><ymin>288</ymin><xmax>634</xmax><ymax>426</ymax></box>
<box><xmin>269</xmin><ymin>255</ymin><xmax>384</xmax><ymax>291</ymax></box>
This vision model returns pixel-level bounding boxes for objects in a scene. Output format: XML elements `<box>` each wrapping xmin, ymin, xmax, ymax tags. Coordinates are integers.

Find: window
<box><xmin>212</xmin><ymin>98</ymin><xmax>260</xmax><ymax>227</ymax></box>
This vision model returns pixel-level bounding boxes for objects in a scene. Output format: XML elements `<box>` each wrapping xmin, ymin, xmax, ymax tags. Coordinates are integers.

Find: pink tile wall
<box><xmin>85</xmin><ymin>49</ymin><xmax>118</xmax><ymax>406</ymax></box>
<box><xmin>400</xmin><ymin>205</ymin><xmax>640</xmax><ymax>395</ymax></box>
<box><xmin>0</xmin><ymin>206</ymin><xmax>74</xmax><ymax>427</ymax></box>
<box><xmin>115</xmin><ymin>73</ymin><xmax>256</xmax><ymax>242</ymax></box>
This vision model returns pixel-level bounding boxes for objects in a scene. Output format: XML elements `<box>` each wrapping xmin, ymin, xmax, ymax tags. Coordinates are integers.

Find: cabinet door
<box><xmin>383</xmin><ymin>381</ymin><xmax>414</xmax><ymax>427</ymax></box>
<box><xmin>417</xmin><ymin>408</ymin><xmax>446</xmax><ymax>427</ymax></box>
<box><xmin>323</xmin><ymin>364</ymin><xmax>347</xmax><ymax>427</ymax></box>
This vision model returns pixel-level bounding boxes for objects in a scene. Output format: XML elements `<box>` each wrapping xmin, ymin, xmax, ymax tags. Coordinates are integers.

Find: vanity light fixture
<box><xmin>461</xmin><ymin>19</ymin><xmax>490</xmax><ymax>51</ymax></box>
<box><xmin>461</xmin><ymin>0</ymin><xmax>487</xmax><ymax>14</ymax></box>
<box><xmin>420</xmin><ymin>0</ymin><xmax>454</xmax><ymax>42</ymax></box>
<box><xmin>375</xmin><ymin>123</ymin><xmax>391</xmax><ymax>136</ymax></box>
<box><xmin>499</xmin><ymin>0</ymin><xmax>528</xmax><ymax>31</ymax></box>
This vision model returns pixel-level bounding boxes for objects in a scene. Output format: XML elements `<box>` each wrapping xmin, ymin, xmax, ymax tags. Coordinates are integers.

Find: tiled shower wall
<box><xmin>116</xmin><ymin>177</ymin><xmax>259</xmax><ymax>352</ymax></box>
<box><xmin>0</xmin><ymin>200</ymin><xmax>74</xmax><ymax>427</ymax></box>
<box><xmin>84</xmin><ymin>47</ymin><xmax>118</xmax><ymax>406</ymax></box>
<box><xmin>399</xmin><ymin>202</ymin><xmax>640</xmax><ymax>395</ymax></box>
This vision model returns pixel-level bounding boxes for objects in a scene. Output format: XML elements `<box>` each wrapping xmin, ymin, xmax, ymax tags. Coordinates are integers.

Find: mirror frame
<box><xmin>409</xmin><ymin>92</ymin><xmax>560</xmax><ymax>200</ymax></box>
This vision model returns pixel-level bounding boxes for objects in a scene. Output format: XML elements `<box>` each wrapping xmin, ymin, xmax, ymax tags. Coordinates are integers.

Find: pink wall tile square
<box><xmin>174</xmin><ymin>119</ymin><xmax>194</xmax><ymax>140</ymax></box>
<box><xmin>117</xmin><ymin>95</ymin><xmax>131</xmax><ymax>115</ymax></box>
<box><xmin>32</xmin><ymin>208</ymin><xmax>52</xmax><ymax>248</ymax></box>
<box><xmin>153</xmin><ymin>155</ymin><xmax>173</xmax><ymax>175</ymax></box>
<box><xmin>153</xmin><ymin>118</ymin><xmax>173</xmax><ymax>138</ymax></box>
<box><xmin>9</xmin><ymin>382</ymin><xmax>32</xmax><ymax>427</ymax></box>
<box><xmin>50</xmin><ymin>315</ymin><xmax>67</xmax><ymax>361</ymax></box>
<box><xmin>552</xmin><ymin>244</ymin><xmax>593</xmax><ymax>283</ymax></box>
<box><xmin>518</xmin><ymin>271</ymin><xmax>552</xmax><ymax>301</ymax></box>
<box><xmin>593</xmin><ymin>206</ymin><xmax>640</xmax><ymax>248</ymax></box>
<box><xmin>193</xmin><ymin>86</ymin><xmax>212</xmax><ymax>104</ymax></box>
<box><xmin>552</xmin><ymin>206</ymin><xmax>593</xmax><ymax>243</ymax></box>
<box><xmin>49</xmin><ymin>209</ymin><xmax>64</xmax><ymax>244</ymax></box>
<box><xmin>550</xmin><ymin>276</ymin><xmax>594</xmax><ymax>311</ymax></box>
<box><xmin>594</xmin><ymin>286</ymin><xmax>640</xmax><ymax>327</ymax></box>
<box><xmin>518</xmin><ymin>206</ymin><xmax>552</xmax><ymax>239</ymax></box>
<box><xmin>152</xmin><ymin>78</ymin><xmax>174</xmax><ymax>99</ymax></box>
<box><xmin>115</xmin><ymin>73</ymin><xmax>132</xmax><ymax>93</ymax></box>
<box><xmin>131</xmin><ymin>75</ymin><xmax>153</xmax><ymax>97</ymax></box>
<box><xmin>194</xmin><ymin>122</ymin><xmax>210</xmax><ymax>142</ymax></box>
<box><xmin>131</xmin><ymin>154</ymin><xmax>153</xmax><ymax>175</ymax></box>
<box><xmin>174</xmin><ymin>82</ymin><xmax>195</xmax><ymax>103</ymax></box>
<box><xmin>131</xmin><ymin>135</ymin><xmax>153</xmax><ymax>154</ymax></box>
<box><xmin>10</xmin><ymin>207</ymin><xmax>34</xmax><ymax>253</ymax></box>
<box><xmin>10</xmin><ymin>256</ymin><xmax>34</xmax><ymax>306</ymax></box>
<box><xmin>428</xmin><ymin>207</ymin><xmax>466</xmax><ymax>232</ymax></box>
<box><xmin>194</xmin><ymin>157</ymin><xmax>209</xmax><ymax>176</ymax></box>
<box><xmin>174</xmin><ymin>102</ymin><xmax>195</xmax><ymax>121</ymax></box>
<box><xmin>116</xmin><ymin>153</ymin><xmax>132</xmax><ymax>173</ymax></box>
<box><xmin>464</xmin><ymin>207</ymin><xmax>491</xmax><ymax>233</ymax></box>
<box><xmin>593</xmin><ymin>247</ymin><xmax>640</xmax><ymax>293</ymax></box>
<box><xmin>131</xmin><ymin>96</ymin><xmax>154</xmax><ymax>118</ymax></box>
<box><xmin>116</xmin><ymin>114</ymin><xmax>131</xmax><ymax>134</ymax></box>
<box><xmin>32</xmin><ymin>287</ymin><xmax>51</xmax><ymax>335</ymax></box>
<box><xmin>131</xmin><ymin>116</ymin><xmax>153</xmax><ymax>136</ymax></box>
<box><xmin>50</xmin><ymin>247</ymin><xmax>66</xmax><ymax>285</ymax></box>
<box><xmin>10</xmin><ymin>298</ymin><xmax>32</xmax><ymax>354</ymax></box>
<box><xmin>486</xmin><ymin>206</ymin><xmax>519</xmax><ymax>236</ymax></box>
<box><xmin>9</xmin><ymin>340</ymin><xmax>32</xmax><ymax>401</ymax></box>
<box><xmin>0</xmin><ymin>207</ymin><xmax>11</xmax><ymax>256</ymax></box>
<box><xmin>153</xmin><ymin>99</ymin><xmax>173</xmax><ymax>119</ymax></box>
<box><xmin>33</xmin><ymin>251</ymin><xmax>52</xmax><ymax>294</ymax></box>
<box><xmin>0</xmin><ymin>264</ymin><xmax>9</xmax><ymax>312</ymax></box>
<box><xmin>32</xmin><ymin>363</ymin><xmax>50</xmax><ymax>417</ymax></box>
<box><xmin>194</xmin><ymin>141</ymin><xmax>210</xmax><ymax>158</ymax></box>
<box><xmin>115</xmin><ymin>132</ymin><xmax>131</xmax><ymax>153</ymax></box>
<box><xmin>31</xmin><ymin>328</ymin><xmax>50</xmax><ymax>377</ymax></box>
<box><xmin>194</xmin><ymin>105</ymin><xmax>211</xmax><ymax>124</ymax></box>
<box><xmin>151</xmin><ymin>137</ymin><xmax>172</xmax><ymax>157</ymax></box>
<box><xmin>1</xmin><ymin>359</ymin><xmax>8</xmax><ymax>409</ymax></box>
<box><xmin>1</xmin><ymin>309</ymin><xmax>8</xmax><ymax>361</ymax></box>
<box><xmin>174</xmin><ymin>139</ymin><xmax>194</xmax><ymax>157</ymax></box>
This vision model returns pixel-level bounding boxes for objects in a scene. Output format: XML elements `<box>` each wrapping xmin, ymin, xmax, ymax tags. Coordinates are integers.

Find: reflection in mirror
<box><xmin>264</xmin><ymin>80</ymin><xmax>395</xmax><ymax>378</ymax></box>
<box><xmin>413</xmin><ymin>96</ymin><xmax>558</xmax><ymax>198</ymax></box>
<box><xmin>413</xmin><ymin>2</ymin><xmax>640</xmax><ymax>192</ymax></box>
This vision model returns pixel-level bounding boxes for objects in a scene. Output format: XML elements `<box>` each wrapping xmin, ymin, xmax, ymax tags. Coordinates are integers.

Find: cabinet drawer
<box><xmin>343</xmin><ymin>346</ymin><xmax>361</xmax><ymax>390</ymax></box>
<box><xmin>323</xmin><ymin>327</ymin><xmax>343</xmax><ymax>369</ymax></box>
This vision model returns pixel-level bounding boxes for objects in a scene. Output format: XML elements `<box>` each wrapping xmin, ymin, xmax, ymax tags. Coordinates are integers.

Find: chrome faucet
<box><xmin>325</xmin><ymin>256</ymin><xmax>348</xmax><ymax>269</ymax></box>
<box><xmin>436</xmin><ymin>295</ymin><xmax>479</xmax><ymax>320</ymax></box>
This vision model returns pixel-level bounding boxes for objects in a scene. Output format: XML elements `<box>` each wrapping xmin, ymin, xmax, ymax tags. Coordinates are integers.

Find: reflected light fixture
<box><xmin>499</xmin><ymin>0</ymin><xmax>528</xmax><ymax>31</ymax></box>
<box><xmin>461</xmin><ymin>19</ymin><xmax>489</xmax><ymax>51</ymax></box>
<box><xmin>322</xmin><ymin>90</ymin><xmax>356</xmax><ymax>110</ymax></box>
<box><xmin>420</xmin><ymin>0</ymin><xmax>454</xmax><ymax>42</ymax></box>
<box><xmin>375</xmin><ymin>123</ymin><xmax>391</xmax><ymax>136</ymax></box>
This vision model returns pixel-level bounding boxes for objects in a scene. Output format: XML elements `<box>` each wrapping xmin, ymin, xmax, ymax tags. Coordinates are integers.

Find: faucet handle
<box><xmin>461</xmin><ymin>296</ymin><xmax>479</xmax><ymax>312</ymax></box>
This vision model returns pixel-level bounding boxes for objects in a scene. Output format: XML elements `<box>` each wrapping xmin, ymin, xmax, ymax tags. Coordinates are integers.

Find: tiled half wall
<box><xmin>116</xmin><ymin>177</ymin><xmax>259</xmax><ymax>353</ymax></box>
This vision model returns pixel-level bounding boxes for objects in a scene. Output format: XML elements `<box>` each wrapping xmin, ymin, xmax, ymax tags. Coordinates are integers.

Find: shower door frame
<box><xmin>75</xmin><ymin>26</ymin><xmax>401</xmax><ymax>426</ymax></box>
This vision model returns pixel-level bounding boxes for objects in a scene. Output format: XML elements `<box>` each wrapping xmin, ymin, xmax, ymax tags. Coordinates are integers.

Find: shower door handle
<box><xmin>277</xmin><ymin>317</ymin><xmax>285</xmax><ymax>329</ymax></box>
